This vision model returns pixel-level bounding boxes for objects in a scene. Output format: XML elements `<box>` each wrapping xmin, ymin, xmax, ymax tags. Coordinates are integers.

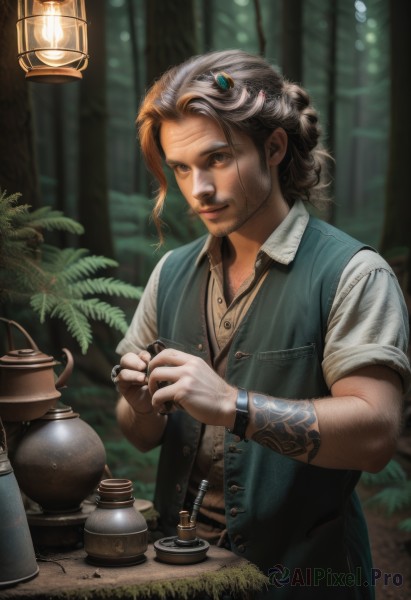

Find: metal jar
<box><xmin>84</xmin><ymin>479</ymin><xmax>148</xmax><ymax>566</ymax></box>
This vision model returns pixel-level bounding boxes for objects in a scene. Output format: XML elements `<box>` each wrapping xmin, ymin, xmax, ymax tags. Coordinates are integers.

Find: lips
<box><xmin>198</xmin><ymin>205</ymin><xmax>228</xmax><ymax>215</ymax></box>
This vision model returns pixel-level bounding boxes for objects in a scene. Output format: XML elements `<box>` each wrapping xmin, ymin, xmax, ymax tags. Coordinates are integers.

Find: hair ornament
<box><xmin>214</xmin><ymin>71</ymin><xmax>234</xmax><ymax>91</ymax></box>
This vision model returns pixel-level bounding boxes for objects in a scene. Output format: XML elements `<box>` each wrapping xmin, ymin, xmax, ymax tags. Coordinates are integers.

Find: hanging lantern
<box><xmin>17</xmin><ymin>0</ymin><xmax>88</xmax><ymax>83</ymax></box>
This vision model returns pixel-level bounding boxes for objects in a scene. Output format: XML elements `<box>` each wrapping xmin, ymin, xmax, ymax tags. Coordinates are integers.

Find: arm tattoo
<box><xmin>251</xmin><ymin>393</ymin><xmax>321</xmax><ymax>463</ymax></box>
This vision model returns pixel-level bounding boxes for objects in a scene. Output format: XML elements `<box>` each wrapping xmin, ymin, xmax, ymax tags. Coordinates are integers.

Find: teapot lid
<box><xmin>0</xmin><ymin>348</ymin><xmax>57</xmax><ymax>366</ymax></box>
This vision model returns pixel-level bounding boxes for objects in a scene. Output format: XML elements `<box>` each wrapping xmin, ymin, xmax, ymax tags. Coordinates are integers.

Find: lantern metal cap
<box><xmin>25</xmin><ymin>66</ymin><xmax>83</xmax><ymax>83</ymax></box>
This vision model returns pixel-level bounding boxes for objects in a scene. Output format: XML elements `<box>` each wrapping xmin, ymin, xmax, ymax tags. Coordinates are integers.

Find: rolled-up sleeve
<box><xmin>115</xmin><ymin>251</ymin><xmax>172</xmax><ymax>356</ymax></box>
<box><xmin>323</xmin><ymin>249</ymin><xmax>410</xmax><ymax>391</ymax></box>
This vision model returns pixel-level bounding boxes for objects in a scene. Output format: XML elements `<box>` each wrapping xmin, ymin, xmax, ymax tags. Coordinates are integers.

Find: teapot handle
<box><xmin>55</xmin><ymin>348</ymin><xmax>74</xmax><ymax>389</ymax></box>
<box><xmin>0</xmin><ymin>318</ymin><xmax>39</xmax><ymax>352</ymax></box>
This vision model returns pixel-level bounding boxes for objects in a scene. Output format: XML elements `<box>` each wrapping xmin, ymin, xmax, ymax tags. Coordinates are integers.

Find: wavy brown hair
<box><xmin>137</xmin><ymin>49</ymin><xmax>331</xmax><ymax>241</ymax></box>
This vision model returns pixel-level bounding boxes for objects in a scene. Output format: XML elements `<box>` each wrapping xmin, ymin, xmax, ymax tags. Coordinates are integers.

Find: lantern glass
<box><xmin>17</xmin><ymin>0</ymin><xmax>88</xmax><ymax>82</ymax></box>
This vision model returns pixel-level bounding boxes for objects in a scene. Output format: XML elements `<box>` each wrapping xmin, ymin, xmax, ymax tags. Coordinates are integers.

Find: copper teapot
<box><xmin>0</xmin><ymin>318</ymin><xmax>73</xmax><ymax>422</ymax></box>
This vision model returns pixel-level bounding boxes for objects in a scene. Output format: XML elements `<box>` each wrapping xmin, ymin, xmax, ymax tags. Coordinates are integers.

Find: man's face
<box><xmin>159</xmin><ymin>114</ymin><xmax>278</xmax><ymax>238</ymax></box>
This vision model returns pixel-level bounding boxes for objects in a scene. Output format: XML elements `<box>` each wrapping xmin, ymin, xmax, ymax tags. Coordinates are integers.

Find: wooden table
<box><xmin>1</xmin><ymin>544</ymin><xmax>268</xmax><ymax>599</ymax></box>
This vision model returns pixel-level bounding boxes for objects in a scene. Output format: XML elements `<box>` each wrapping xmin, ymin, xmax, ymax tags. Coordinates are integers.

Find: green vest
<box><xmin>154</xmin><ymin>216</ymin><xmax>374</xmax><ymax>599</ymax></box>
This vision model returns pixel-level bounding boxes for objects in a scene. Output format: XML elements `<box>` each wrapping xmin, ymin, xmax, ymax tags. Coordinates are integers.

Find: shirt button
<box><xmin>182</xmin><ymin>445</ymin><xmax>191</xmax><ymax>457</ymax></box>
<box><xmin>230</xmin><ymin>507</ymin><xmax>238</xmax><ymax>517</ymax></box>
<box><xmin>217</xmin><ymin>297</ymin><xmax>223</xmax><ymax>304</ymax></box>
<box><xmin>223</xmin><ymin>320</ymin><xmax>231</xmax><ymax>330</ymax></box>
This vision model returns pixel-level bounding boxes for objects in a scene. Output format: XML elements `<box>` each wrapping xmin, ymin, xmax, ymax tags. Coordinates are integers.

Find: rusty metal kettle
<box><xmin>0</xmin><ymin>318</ymin><xmax>73</xmax><ymax>422</ymax></box>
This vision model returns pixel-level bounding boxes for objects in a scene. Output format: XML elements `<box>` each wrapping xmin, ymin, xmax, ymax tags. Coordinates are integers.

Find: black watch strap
<box><xmin>226</xmin><ymin>388</ymin><xmax>249</xmax><ymax>441</ymax></box>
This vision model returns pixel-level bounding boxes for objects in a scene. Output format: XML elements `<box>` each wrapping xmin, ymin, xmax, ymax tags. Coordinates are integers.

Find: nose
<box><xmin>191</xmin><ymin>169</ymin><xmax>215</xmax><ymax>202</ymax></box>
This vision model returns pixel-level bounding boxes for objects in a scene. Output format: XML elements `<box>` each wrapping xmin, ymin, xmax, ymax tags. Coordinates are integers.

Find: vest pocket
<box><xmin>234</xmin><ymin>343</ymin><xmax>325</xmax><ymax>398</ymax></box>
<box><xmin>256</xmin><ymin>343</ymin><xmax>316</xmax><ymax>362</ymax></box>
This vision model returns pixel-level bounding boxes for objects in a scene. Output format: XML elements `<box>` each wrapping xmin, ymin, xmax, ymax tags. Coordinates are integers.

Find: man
<box><xmin>114</xmin><ymin>50</ymin><xmax>410</xmax><ymax>598</ymax></box>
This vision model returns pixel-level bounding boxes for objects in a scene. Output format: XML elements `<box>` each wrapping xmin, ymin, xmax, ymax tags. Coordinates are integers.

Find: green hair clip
<box><xmin>214</xmin><ymin>71</ymin><xmax>234</xmax><ymax>91</ymax></box>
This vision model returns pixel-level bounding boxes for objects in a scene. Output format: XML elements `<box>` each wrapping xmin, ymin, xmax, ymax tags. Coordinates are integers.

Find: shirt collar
<box><xmin>195</xmin><ymin>199</ymin><xmax>310</xmax><ymax>267</ymax></box>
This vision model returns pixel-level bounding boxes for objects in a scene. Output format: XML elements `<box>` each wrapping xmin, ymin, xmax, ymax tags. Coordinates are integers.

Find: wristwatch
<box><xmin>226</xmin><ymin>388</ymin><xmax>249</xmax><ymax>441</ymax></box>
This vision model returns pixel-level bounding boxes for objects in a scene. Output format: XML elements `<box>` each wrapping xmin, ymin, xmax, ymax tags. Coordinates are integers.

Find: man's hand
<box><xmin>116</xmin><ymin>350</ymin><xmax>154</xmax><ymax>415</ymax></box>
<box><xmin>147</xmin><ymin>348</ymin><xmax>237</xmax><ymax>426</ymax></box>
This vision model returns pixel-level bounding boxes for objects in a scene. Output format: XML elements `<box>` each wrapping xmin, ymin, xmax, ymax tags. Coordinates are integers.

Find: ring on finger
<box><xmin>111</xmin><ymin>364</ymin><xmax>122</xmax><ymax>384</ymax></box>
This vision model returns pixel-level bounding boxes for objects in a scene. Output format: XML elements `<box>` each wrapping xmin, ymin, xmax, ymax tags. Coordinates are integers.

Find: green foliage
<box><xmin>361</xmin><ymin>459</ymin><xmax>411</xmax><ymax>531</ymax></box>
<box><xmin>0</xmin><ymin>190</ymin><xmax>142</xmax><ymax>354</ymax></box>
<box><xmin>104</xmin><ymin>439</ymin><xmax>159</xmax><ymax>500</ymax></box>
<box><xmin>361</xmin><ymin>458</ymin><xmax>407</xmax><ymax>486</ymax></box>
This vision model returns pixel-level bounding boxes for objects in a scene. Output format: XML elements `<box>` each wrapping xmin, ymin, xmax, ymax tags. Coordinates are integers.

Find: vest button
<box><xmin>217</xmin><ymin>297</ymin><xmax>223</xmax><ymax>304</ymax></box>
<box><xmin>223</xmin><ymin>320</ymin><xmax>231</xmax><ymax>330</ymax></box>
<box><xmin>182</xmin><ymin>445</ymin><xmax>191</xmax><ymax>457</ymax></box>
<box><xmin>229</xmin><ymin>484</ymin><xmax>238</xmax><ymax>493</ymax></box>
<box><xmin>197</xmin><ymin>343</ymin><xmax>203</xmax><ymax>350</ymax></box>
<box><xmin>237</xmin><ymin>544</ymin><xmax>246</xmax><ymax>553</ymax></box>
<box><xmin>234</xmin><ymin>351</ymin><xmax>243</xmax><ymax>359</ymax></box>
<box><xmin>175</xmin><ymin>483</ymin><xmax>182</xmax><ymax>493</ymax></box>
<box><xmin>230</xmin><ymin>507</ymin><xmax>238</xmax><ymax>517</ymax></box>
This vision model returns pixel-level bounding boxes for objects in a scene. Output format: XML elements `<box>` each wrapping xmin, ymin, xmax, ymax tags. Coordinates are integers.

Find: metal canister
<box><xmin>0</xmin><ymin>418</ymin><xmax>39</xmax><ymax>588</ymax></box>
<box><xmin>84</xmin><ymin>479</ymin><xmax>148</xmax><ymax>566</ymax></box>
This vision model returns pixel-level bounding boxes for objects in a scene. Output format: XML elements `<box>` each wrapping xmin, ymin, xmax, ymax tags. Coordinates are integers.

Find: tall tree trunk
<box><xmin>380</xmin><ymin>0</ymin><xmax>411</xmax><ymax>255</ymax></box>
<box><xmin>202</xmin><ymin>0</ymin><xmax>213</xmax><ymax>52</ymax></box>
<box><xmin>380</xmin><ymin>0</ymin><xmax>411</xmax><ymax>311</ymax></box>
<box><xmin>78</xmin><ymin>0</ymin><xmax>114</xmax><ymax>258</ymax></box>
<box><xmin>281</xmin><ymin>0</ymin><xmax>303</xmax><ymax>83</ymax></box>
<box><xmin>127</xmin><ymin>0</ymin><xmax>144</xmax><ymax>194</ymax></box>
<box><xmin>325</xmin><ymin>0</ymin><xmax>338</xmax><ymax>223</ymax></box>
<box><xmin>145</xmin><ymin>0</ymin><xmax>197</xmax><ymax>85</ymax></box>
<box><xmin>77</xmin><ymin>0</ymin><xmax>117</xmax><ymax>382</ymax></box>
<box><xmin>253</xmin><ymin>0</ymin><xmax>266</xmax><ymax>56</ymax></box>
<box><xmin>0</xmin><ymin>0</ymin><xmax>40</xmax><ymax>208</ymax></box>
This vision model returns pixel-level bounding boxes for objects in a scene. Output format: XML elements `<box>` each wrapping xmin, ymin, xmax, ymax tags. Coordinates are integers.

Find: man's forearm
<box><xmin>246</xmin><ymin>366</ymin><xmax>403</xmax><ymax>472</ymax></box>
<box><xmin>116</xmin><ymin>396</ymin><xmax>166</xmax><ymax>452</ymax></box>
<box><xmin>250</xmin><ymin>394</ymin><xmax>321</xmax><ymax>463</ymax></box>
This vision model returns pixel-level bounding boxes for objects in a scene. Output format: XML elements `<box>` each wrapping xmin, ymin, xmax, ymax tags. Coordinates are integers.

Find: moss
<box><xmin>54</xmin><ymin>563</ymin><xmax>267</xmax><ymax>600</ymax></box>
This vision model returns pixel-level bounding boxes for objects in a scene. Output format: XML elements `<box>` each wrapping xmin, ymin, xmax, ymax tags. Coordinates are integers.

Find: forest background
<box><xmin>0</xmin><ymin>0</ymin><xmax>410</xmax><ymax>504</ymax></box>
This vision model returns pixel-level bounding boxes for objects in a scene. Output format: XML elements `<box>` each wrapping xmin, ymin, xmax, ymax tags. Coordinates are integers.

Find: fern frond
<box><xmin>361</xmin><ymin>459</ymin><xmax>407</xmax><ymax>487</ymax></box>
<box><xmin>30</xmin><ymin>293</ymin><xmax>59</xmax><ymax>322</ymax></box>
<box><xmin>72</xmin><ymin>298</ymin><xmax>129</xmax><ymax>332</ymax></box>
<box><xmin>70</xmin><ymin>277</ymin><xmax>142</xmax><ymax>299</ymax></box>
<box><xmin>1</xmin><ymin>189</ymin><xmax>139</xmax><ymax>354</ymax></box>
<box><xmin>41</xmin><ymin>246</ymin><xmax>89</xmax><ymax>273</ymax></box>
<box><xmin>364</xmin><ymin>481</ymin><xmax>411</xmax><ymax>516</ymax></box>
<box><xmin>58</xmin><ymin>253</ymin><xmax>119</xmax><ymax>282</ymax></box>
<box><xmin>50</xmin><ymin>302</ymin><xmax>93</xmax><ymax>355</ymax></box>
<box><xmin>398</xmin><ymin>518</ymin><xmax>411</xmax><ymax>532</ymax></box>
<box><xmin>25</xmin><ymin>206</ymin><xmax>84</xmax><ymax>235</ymax></box>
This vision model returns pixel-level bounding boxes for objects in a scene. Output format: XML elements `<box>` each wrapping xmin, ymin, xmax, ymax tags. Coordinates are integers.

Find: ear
<box><xmin>265</xmin><ymin>128</ymin><xmax>288</xmax><ymax>166</ymax></box>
